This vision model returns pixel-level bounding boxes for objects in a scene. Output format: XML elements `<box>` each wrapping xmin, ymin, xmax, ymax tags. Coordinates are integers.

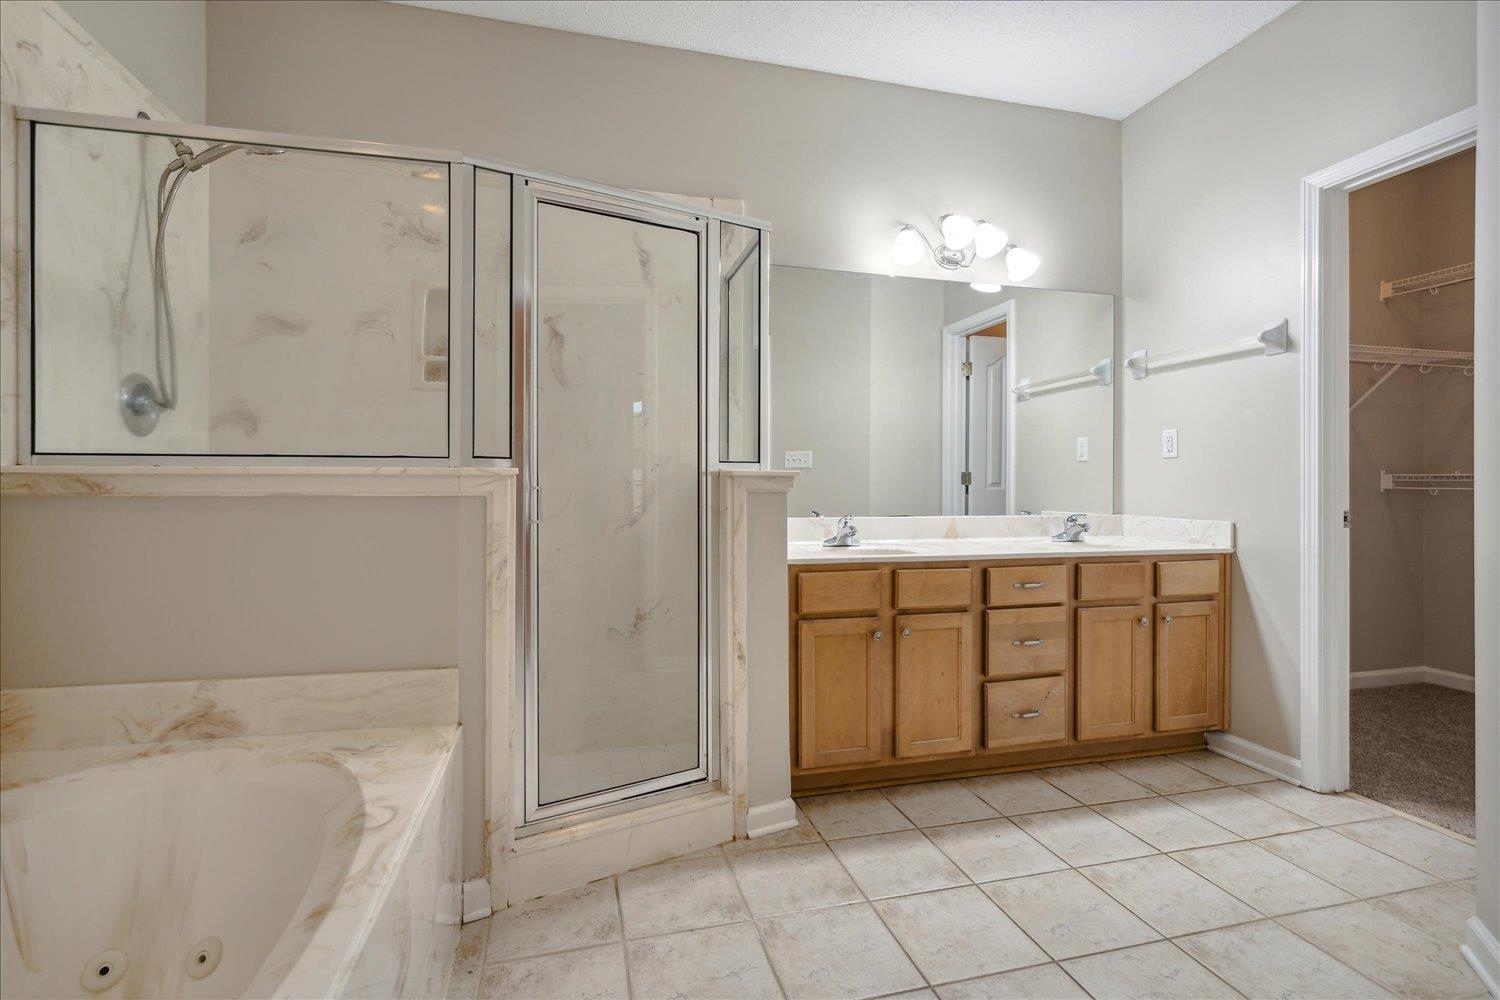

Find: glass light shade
<box><xmin>890</xmin><ymin>226</ymin><xmax>926</xmax><ymax>266</ymax></box>
<box><xmin>939</xmin><ymin>213</ymin><xmax>976</xmax><ymax>250</ymax></box>
<box><xmin>968</xmin><ymin>282</ymin><xmax>1003</xmax><ymax>293</ymax></box>
<box><xmin>972</xmin><ymin>221</ymin><xmax>1007</xmax><ymax>259</ymax></box>
<box><xmin>1004</xmin><ymin>244</ymin><xmax>1041</xmax><ymax>281</ymax></box>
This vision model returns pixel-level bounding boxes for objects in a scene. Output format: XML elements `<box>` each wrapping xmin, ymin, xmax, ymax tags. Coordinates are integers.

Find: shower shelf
<box><xmin>1348</xmin><ymin>343</ymin><xmax>1474</xmax><ymax>412</ymax></box>
<box><xmin>1379</xmin><ymin>262</ymin><xmax>1474</xmax><ymax>302</ymax></box>
<box><xmin>1379</xmin><ymin>471</ymin><xmax>1474</xmax><ymax>494</ymax></box>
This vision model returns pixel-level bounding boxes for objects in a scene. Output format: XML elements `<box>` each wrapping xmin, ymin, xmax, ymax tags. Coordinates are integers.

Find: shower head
<box><xmin>171</xmin><ymin>140</ymin><xmax>288</xmax><ymax>172</ymax></box>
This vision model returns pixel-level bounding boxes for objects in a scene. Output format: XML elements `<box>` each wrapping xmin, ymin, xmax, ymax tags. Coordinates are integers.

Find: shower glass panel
<box><xmin>29</xmin><ymin>122</ymin><xmax>450</xmax><ymax>457</ymax></box>
<box><xmin>719</xmin><ymin>223</ymin><xmax>761</xmax><ymax>463</ymax></box>
<box><xmin>529</xmin><ymin>192</ymin><xmax>705</xmax><ymax>817</ymax></box>
<box><xmin>473</xmin><ymin>167</ymin><xmax>512</xmax><ymax>458</ymax></box>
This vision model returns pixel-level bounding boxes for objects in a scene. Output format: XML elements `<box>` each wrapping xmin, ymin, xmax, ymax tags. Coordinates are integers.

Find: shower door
<box><xmin>520</xmin><ymin>182</ymin><xmax>709</xmax><ymax>824</ymax></box>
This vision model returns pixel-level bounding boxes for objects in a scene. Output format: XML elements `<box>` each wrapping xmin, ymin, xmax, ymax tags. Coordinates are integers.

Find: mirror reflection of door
<box><xmin>964</xmin><ymin>320</ymin><xmax>1007</xmax><ymax>514</ymax></box>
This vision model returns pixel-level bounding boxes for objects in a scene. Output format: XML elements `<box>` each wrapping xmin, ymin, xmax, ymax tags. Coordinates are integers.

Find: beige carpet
<box><xmin>1350</xmin><ymin>683</ymin><xmax>1474</xmax><ymax>837</ymax></box>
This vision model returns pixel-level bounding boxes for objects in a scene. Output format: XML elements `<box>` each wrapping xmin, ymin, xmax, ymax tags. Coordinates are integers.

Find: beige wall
<box><xmin>1348</xmin><ymin>151</ymin><xmax>1476</xmax><ymax>677</ymax></box>
<box><xmin>54</xmin><ymin>0</ymin><xmax>205</xmax><ymax>122</ymax></box>
<box><xmin>0</xmin><ymin>495</ymin><xmax>490</xmax><ymax>872</ymax></box>
<box><xmin>203</xmin><ymin>0</ymin><xmax>1121</xmax><ymax>297</ymax></box>
<box><xmin>1120</xmin><ymin>0</ymin><xmax>1477</xmax><ymax>758</ymax></box>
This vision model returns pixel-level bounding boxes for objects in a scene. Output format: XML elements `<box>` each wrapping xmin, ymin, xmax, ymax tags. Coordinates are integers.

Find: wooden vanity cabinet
<box><xmin>789</xmin><ymin>553</ymin><xmax>1231</xmax><ymax>792</ymax></box>
<box><xmin>894</xmin><ymin>613</ymin><xmax>974</xmax><ymax>758</ymax></box>
<box><xmin>796</xmin><ymin>616</ymin><xmax>889</xmax><ymax>769</ymax></box>
<box><xmin>1074</xmin><ymin>605</ymin><xmax>1154</xmax><ymax>741</ymax></box>
<box><xmin>1154</xmin><ymin>600</ymin><xmax>1223</xmax><ymax>731</ymax></box>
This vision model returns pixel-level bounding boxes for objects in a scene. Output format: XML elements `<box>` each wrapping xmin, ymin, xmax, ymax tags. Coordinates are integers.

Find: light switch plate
<box><xmin>1075</xmin><ymin>436</ymin><xmax>1089</xmax><ymax>462</ymax></box>
<box><xmin>1162</xmin><ymin>428</ymin><xmax>1179</xmax><ymax>459</ymax></box>
<box><xmin>784</xmin><ymin>450</ymin><xmax>813</xmax><ymax>469</ymax></box>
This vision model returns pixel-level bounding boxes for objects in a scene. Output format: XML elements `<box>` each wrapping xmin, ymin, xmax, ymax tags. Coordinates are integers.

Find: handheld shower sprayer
<box><xmin>119</xmin><ymin>137</ymin><xmax>287</xmax><ymax>437</ymax></box>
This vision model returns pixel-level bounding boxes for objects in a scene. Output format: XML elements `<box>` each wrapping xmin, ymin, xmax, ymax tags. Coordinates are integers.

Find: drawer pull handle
<box><xmin>902</xmin><ymin>627</ymin><xmax>912</xmax><ymax>637</ymax></box>
<box><xmin>1013</xmin><ymin>581</ymin><xmax>1046</xmax><ymax>590</ymax></box>
<box><xmin>1010</xmin><ymin>710</ymin><xmax>1043</xmax><ymax>720</ymax></box>
<box><xmin>1012</xmin><ymin>638</ymin><xmax>1045</xmax><ymax>647</ymax></box>
<box><xmin>1162</xmin><ymin>615</ymin><xmax>1174</xmax><ymax>624</ymax></box>
<box><xmin>873</xmin><ymin>630</ymin><xmax>883</xmax><ymax>641</ymax></box>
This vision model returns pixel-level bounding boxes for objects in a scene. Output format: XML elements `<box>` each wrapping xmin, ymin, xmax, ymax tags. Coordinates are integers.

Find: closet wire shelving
<box><xmin>1348</xmin><ymin>344</ymin><xmax>1475</xmax><ymax>412</ymax></box>
<box><xmin>1379</xmin><ymin>472</ymin><xmax>1475</xmax><ymax>495</ymax></box>
<box><xmin>1378</xmin><ymin>261</ymin><xmax>1475</xmax><ymax>302</ymax></box>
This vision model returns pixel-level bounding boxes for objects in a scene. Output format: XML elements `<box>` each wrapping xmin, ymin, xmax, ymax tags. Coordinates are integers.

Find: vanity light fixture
<box><xmin>891</xmin><ymin>214</ymin><xmax>1039</xmax><ymax>279</ymax></box>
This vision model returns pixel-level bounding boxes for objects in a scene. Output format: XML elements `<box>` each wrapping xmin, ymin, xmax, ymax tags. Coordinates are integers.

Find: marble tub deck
<box><xmin>1</xmin><ymin>725</ymin><xmax>460</xmax><ymax>999</ymax></box>
<box><xmin>448</xmin><ymin>752</ymin><xmax>1483</xmax><ymax>1000</ymax></box>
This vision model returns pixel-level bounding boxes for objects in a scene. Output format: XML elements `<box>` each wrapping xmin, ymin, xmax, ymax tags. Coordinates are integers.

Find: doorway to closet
<box><xmin>1345</xmin><ymin>148</ymin><xmax>1475</xmax><ymax>837</ymax></box>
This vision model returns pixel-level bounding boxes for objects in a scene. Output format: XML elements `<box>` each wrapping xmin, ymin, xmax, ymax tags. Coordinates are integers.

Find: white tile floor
<box><xmin>448</xmin><ymin>754</ymin><xmax>1485</xmax><ymax>1000</ymax></box>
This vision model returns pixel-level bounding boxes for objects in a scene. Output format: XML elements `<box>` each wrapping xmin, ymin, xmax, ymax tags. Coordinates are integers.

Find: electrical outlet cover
<box><xmin>1076</xmin><ymin>436</ymin><xmax>1089</xmax><ymax>462</ymax></box>
<box><xmin>1162</xmin><ymin>428</ymin><xmax>1179</xmax><ymax>459</ymax></box>
<box><xmin>784</xmin><ymin>450</ymin><xmax>813</xmax><ymax>469</ymax></box>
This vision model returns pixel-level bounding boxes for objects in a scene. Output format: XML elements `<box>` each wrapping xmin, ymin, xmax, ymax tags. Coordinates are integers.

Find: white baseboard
<box><xmin>1463</xmin><ymin>916</ymin><xmax>1500</xmax><ymax>998</ymax></box>
<box><xmin>1350</xmin><ymin>665</ymin><xmax>1475</xmax><ymax>693</ymax></box>
<box><xmin>1205</xmin><ymin>732</ymin><xmax>1302</xmax><ymax>784</ymax></box>
<box><xmin>462</xmin><ymin>877</ymin><xmax>493</xmax><ymax>923</ymax></box>
<box><xmin>746</xmin><ymin>797</ymin><xmax>798</xmax><ymax>838</ymax></box>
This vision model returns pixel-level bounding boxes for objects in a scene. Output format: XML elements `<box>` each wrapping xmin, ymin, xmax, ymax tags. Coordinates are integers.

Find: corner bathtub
<box><xmin>0</xmin><ymin>726</ymin><xmax>461</xmax><ymax>999</ymax></box>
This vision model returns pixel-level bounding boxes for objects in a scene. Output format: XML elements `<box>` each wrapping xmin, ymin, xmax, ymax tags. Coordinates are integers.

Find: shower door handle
<box><xmin>529</xmin><ymin>486</ymin><xmax>541</xmax><ymax>525</ymax></box>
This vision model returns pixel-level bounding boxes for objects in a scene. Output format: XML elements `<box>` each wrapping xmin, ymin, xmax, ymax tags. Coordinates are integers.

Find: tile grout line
<box><xmin>613</xmin><ymin>875</ymin><xmax>636</xmax><ymax>1000</ymax></box>
<box><xmin>721</xmin><ymin>843</ymin><xmax>793</xmax><ymax>999</ymax></box>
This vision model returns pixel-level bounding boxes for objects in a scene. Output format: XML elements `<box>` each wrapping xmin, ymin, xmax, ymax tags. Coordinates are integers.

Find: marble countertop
<box><xmin>787</xmin><ymin>514</ymin><xmax>1233</xmax><ymax>565</ymax></box>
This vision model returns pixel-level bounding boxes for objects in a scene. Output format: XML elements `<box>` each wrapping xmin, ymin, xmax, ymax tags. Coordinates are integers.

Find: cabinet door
<box><xmin>798</xmin><ymin>617</ymin><xmax>889</xmax><ymax>769</ymax></box>
<box><xmin>1075</xmin><ymin>605</ymin><xmax>1153</xmax><ymax>741</ymax></box>
<box><xmin>895</xmin><ymin>613</ymin><xmax>975</xmax><ymax>758</ymax></box>
<box><xmin>1155</xmin><ymin>600</ymin><xmax>1222</xmax><ymax>732</ymax></box>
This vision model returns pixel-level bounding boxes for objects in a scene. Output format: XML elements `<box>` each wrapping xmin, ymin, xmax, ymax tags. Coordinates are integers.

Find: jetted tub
<box><xmin>0</xmin><ymin>725</ymin><xmax>461</xmax><ymax>999</ymax></box>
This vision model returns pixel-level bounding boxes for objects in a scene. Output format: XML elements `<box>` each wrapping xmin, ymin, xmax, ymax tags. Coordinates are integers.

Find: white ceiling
<box><xmin>392</xmin><ymin>0</ymin><xmax>1297</xmax><ymax>120</ymax></box>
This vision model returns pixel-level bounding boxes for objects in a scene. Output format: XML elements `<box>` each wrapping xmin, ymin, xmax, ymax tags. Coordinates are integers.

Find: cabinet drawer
<box><xmin>985</xmin><ymin>607</ymin><xmax>1067</xmax><ymax>677</ymax></box>
<box><xmin>1156</xmin><ymin>560</ymin><xmax>1221</xmax><ymax>598</ymax></box>
<box><xmin>987</xmin><ymin>565</ymin><xmax>1067</xmax><ymax>606</ymax></box>
<box><xmin>1076</xmin><ymin>562</ymin><xmax>1150</xmax><ymax>602</ymax></box>
<box><xmin>798</xmin><ymin>570</ymin><xmax>881</xmax><ymax>615</ymax></box>
<box><xmin>984</xmin><ymin>676</ymin><xmax>1068</xmax><ymax>749</ymax></box>
<box><xmin>895</xmin><ymin>568</ymin><xmax>972</xmax><ymax>610</ymax></box>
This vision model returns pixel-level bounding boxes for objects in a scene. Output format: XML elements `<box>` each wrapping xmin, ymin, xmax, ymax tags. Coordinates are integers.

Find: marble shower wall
<box><xmin>204</xmin><ymin>148</ymin><xmax>450</xmax><ymax>456</ymax></box>
<box><xmin>533</xmin><ymin>201</ymin><xmax>701</xmax><ymax>803</ymax></box>
<box><xmin>473</xmin><ymin>167</ymin><xmax>512</xmax><ymax>458</ymax></box>
<box><xmin>2</xmin><ymin>1</ymin><xmax>211</xmax><ymax>456</ymax></box>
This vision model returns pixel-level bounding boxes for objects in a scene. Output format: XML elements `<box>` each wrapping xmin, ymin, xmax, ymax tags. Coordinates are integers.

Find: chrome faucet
<box><xmin>1052</xmin><ymin>513</ymin><xmax>1091</xmax><ymax>543</ymax></box>
<box><xmin>816</xmin><ymin>513</ymin><xmax>860</xmax><ymax>547</ymax></box>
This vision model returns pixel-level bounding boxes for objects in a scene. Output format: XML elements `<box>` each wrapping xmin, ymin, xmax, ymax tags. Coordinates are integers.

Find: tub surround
<box><xmin>789</xmin><ymin>514</ymin><xmax>1233</xmax><ymax>563</ymax></box>
<box><xmin>788</xmin><ymin>515</ymin><xmax>1234</xmax><ymax>793</ymax></box>
<box><xmin>0</xmin><ymin>671</ymin><xmax>462</xmax><ymax>999</ymax></box>
<box><xmin>0</xmin><ymin>666</ymin><xmax>457</xmax><ymax>752</ymax></box>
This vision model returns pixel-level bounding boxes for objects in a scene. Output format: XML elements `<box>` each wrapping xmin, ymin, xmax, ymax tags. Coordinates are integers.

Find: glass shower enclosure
<box><xmin>16</xmin><ymin>108</ymin><xmax>772</xmax><ymax>828</ymax></box>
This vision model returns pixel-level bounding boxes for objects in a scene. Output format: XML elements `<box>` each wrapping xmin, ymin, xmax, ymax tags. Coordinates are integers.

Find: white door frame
<box><xmin>1298</xmin><ymin>106</ymin><xmax>1477</xmax><ymax>792</ymax></box>
<box><xmin>941</xmin><ymin>299</ymin><xmax>1016</xmax><ymax>515</ymax></box>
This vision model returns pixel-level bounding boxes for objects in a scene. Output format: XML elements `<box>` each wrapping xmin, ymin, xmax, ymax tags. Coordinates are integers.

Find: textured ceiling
<box><xmin>391</xmin><ymin>0</ymin><xmax>1297</xmax><ymax>119</ymax></box>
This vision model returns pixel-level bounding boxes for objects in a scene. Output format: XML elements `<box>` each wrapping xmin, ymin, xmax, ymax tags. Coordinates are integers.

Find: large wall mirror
<box><xmin>772</xmin><ymin>265</ymin><xmax>1114</xmax><ymax>516</ymax></box>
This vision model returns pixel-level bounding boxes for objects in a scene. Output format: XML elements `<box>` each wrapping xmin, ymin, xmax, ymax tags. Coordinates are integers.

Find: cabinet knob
<box><xmin>1012</xmin><ymin>638</ymin><xmax>1044</xmax><ymax>647</ymax></box>
<box><xmin>1010</xmin><ymin>710</ymin><xmax>1043</xmax><ymax>720</ymax></box>
<box><xmin>902</xmin><ymin>627</ymin><xmax>912</xmax><ymax>637</ymax></box>
<box><xmin>873</xmin><ymin>630</ymin><xmax>883</xmax><ymax>641</ymax></box>
<box><xmin>1138</xmin><ymin>616</ymin><xmax>1149</xmax><ymax>626</ymax></box>
<box><xmin>1162</xmin><ymin>615</ymin><xmax>1174</xmax><ymax>624</ymax></box>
